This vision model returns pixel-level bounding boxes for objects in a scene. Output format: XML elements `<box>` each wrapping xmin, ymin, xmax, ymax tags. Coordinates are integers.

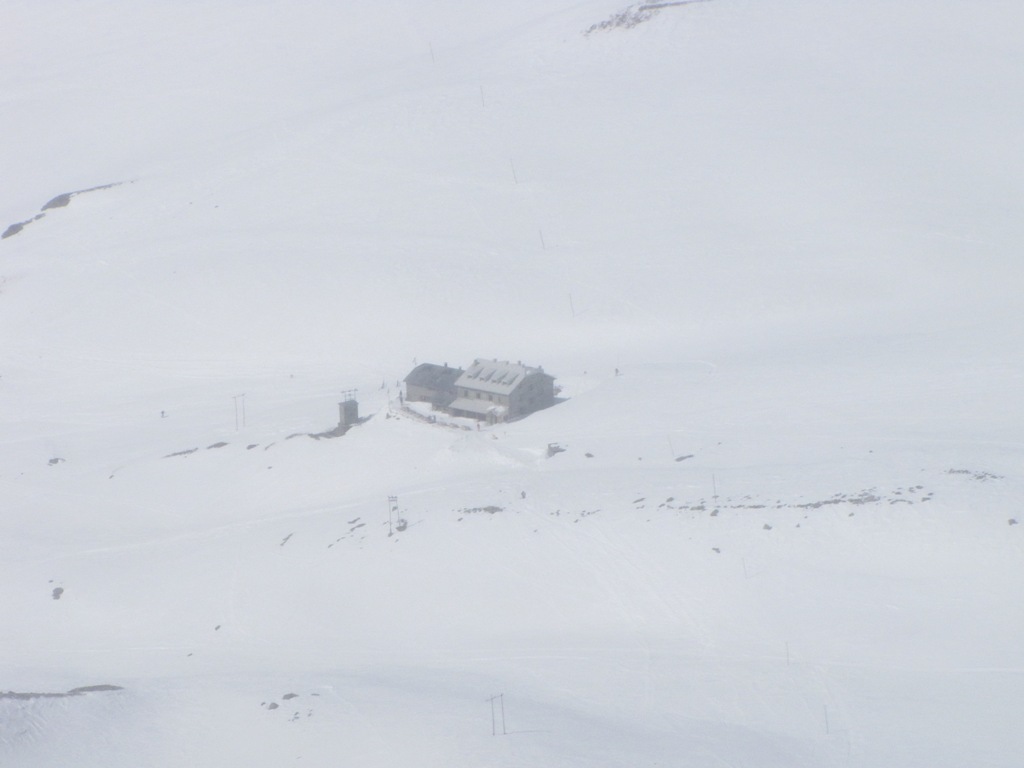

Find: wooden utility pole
<box><xmin>232</xmin><ymin>394</ymin><xmax>246</xmax><ymax>430</ymax></box>
<box><xmin>487</xmin><ymin>693</ymin><xmax>506</xmax><ymax>735</ymax></box>
<box><xmin>387</xmin><ymin>496</ymin><xmax>398</xmax><ymax>536</ymax></box>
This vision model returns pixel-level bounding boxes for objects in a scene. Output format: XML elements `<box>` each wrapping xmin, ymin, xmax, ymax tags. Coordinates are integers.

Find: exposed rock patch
<box><xmin>585</xmin><ymin>0</ymin><xmax>709</xmax><ymax>35</ymax></box>
<box><xmin>0</xmin><ymin>685</ymin><xmax>122</xmax><ymax>700</ymax></box>
<box><xmin>1</xmin><ymin>182</ymin><xmax>126</xmax><ymax>240</ymax></box>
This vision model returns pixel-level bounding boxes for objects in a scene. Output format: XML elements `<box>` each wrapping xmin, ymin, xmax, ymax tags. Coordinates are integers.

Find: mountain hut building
<box><xmin>403</xmin><ymin>363</ymin><xmax>463</xmax><ymax>408</ymax></box>
<box><xmin>447</xmin><ymin>359</ymin><xmax>555</xmax><ymax>423</ymax></box>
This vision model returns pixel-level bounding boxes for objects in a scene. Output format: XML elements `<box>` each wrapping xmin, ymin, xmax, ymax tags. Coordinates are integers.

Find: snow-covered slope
<box><xmin>2</xmin><ymin>2</ymin><xmax>1022</xmax><ymax>766</ymax></box>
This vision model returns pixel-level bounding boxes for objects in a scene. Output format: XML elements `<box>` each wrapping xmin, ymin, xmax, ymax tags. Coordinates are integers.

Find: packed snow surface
<box><xmin>2</xmin><ymin>1</ymin><xmax>1022</xmax><ymax>765</ymax></box>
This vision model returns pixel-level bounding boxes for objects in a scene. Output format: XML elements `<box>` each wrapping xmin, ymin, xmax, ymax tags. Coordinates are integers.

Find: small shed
<box><xmin>338</xmin><ymin>398</ymin><xmax>359</xmax><ymax>428</ymax></box>
<box><xmin>404</xmin><ymin>363</ymin><xmax>463</xmax><ymax>408</ymax></box>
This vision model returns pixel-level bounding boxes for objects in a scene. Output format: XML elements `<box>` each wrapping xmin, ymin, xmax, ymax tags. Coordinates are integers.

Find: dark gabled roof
<box><xmin>404</xmin><ymin>363</ymin><xmax>464</xmax><ymax>390</ymax></box>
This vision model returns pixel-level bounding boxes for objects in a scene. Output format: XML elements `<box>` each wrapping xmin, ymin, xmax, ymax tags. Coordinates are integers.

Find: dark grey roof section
<box><xmin>404</xmin><ymin>363</ymin><xmax>464</xmax><ymax>390</ymax></box>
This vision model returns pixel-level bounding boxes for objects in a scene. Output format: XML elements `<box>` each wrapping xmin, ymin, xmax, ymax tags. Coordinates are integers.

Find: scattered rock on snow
<box><xmin>947</xmin><ymin>468</ymin><xmax>1003</xmax><ymax>481</ymax></box>
<box><xmin>164</xmin><ymin>447</ymin><xmax>198</xmax><ymax>458</ymax></box>
<box><xmin>2</xmin><ymin>221</ymin><xmax>27</xmax><ymax>239</ymax></box>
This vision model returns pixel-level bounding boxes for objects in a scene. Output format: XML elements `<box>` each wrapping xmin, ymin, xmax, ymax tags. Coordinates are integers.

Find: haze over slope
<box><xmin>2</xmin><ymin>2</ymin><xmax>1022</xmax><ymax>766</ymax></box>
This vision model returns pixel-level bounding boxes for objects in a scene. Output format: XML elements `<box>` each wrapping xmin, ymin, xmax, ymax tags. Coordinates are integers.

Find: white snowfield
<box><xmin>2</xmin><ymin>1</ymin><xmax>1022</xmax><ymax>766</ymax></box>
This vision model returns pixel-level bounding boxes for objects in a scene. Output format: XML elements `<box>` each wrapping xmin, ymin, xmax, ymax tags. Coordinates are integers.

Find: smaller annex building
<box><xmin>404</xmin><ymin>363</ymin><xmax>463</xmax><ymax>408</ymax></box>
<box><xmin>448</xmin><ymin>359</ymin><xmax>556</xmax><ymax>423</ymax></box>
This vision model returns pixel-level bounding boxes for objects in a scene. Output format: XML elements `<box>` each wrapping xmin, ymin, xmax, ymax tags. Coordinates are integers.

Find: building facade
<box><xmin>447</xmin><ymin>359</ymin><xmax>556</xmax><ymax>423</ymax></box>
<box><xmin>403</xmin><ymin>363</ymin><xmax>463</xmax><ymax>408</ymax></box>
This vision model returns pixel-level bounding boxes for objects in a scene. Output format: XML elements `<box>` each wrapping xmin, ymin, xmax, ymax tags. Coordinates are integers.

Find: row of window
<box><xmin>462</xmin><ymin>388</ymin><xmax>508</xmax><ymax>402</ymax></box>
<box><xmin>459</xmin><ymin>384</ymin><xmax>551</xmax><ymax>400</ymax></box>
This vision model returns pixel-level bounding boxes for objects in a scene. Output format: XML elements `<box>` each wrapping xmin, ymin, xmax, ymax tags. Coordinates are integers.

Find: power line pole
<box><xmin>487</xmin><ymin>694</ymin><xmax>507</xmax><ymax>736</ymax></box>
<box><xmin>387</xmin><ymin>496</ymin><xmax>398</xmax><ymax>537</ymax></box>
<box><xmin>232</xmin><ymin>394</ymin><xmax>246</xmax><ymax>431</ymax></box>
